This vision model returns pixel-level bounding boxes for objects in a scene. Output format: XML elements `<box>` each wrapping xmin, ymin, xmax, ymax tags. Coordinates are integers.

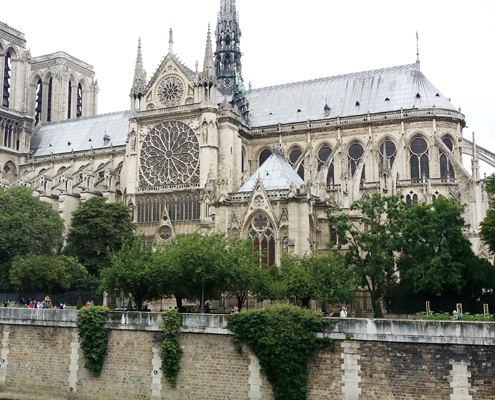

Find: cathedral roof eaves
<box><xmin>31</xmin><ymin>51</ymin><xmax>94</xmax><ymax>71</ymax></box>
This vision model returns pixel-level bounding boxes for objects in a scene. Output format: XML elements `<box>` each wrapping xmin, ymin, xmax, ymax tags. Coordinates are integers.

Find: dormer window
<box><xmin>355</xmin><ymin>101</ymin><xmax>360</xmax><ymax>106</ymax></box>
<box><xmin>103</xmin><ymin>134</ymin><xmax>111</xmax><ymax>145</ymax></box>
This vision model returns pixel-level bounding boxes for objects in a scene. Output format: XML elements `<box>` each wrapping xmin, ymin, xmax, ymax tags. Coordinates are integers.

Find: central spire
<box><xmin>215</xmin><ymin>0</ymin><xmax>242</xmax><ymax>95</ymax></box>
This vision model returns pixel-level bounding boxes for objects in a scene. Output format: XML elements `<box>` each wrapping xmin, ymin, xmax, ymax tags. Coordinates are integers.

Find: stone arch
<box><xmin>347</xmin><ymin>140</ymin><xmax>365</xmax><ymax>178</ymax></box>
<box><xmin>2</xmin><ymin>161</ymin><xmax>17</xmax><ymax>183</ymax></box>
<box><xmin>408</xmin><ymin>134</ymin><xmax>430</xmax><ymax>181</ymax></box>
<box><xmin>258</xmin><ymin>148</ymin><xmax>272</xmax><ymax>167</ymax></box>
<box><xmin>245</xmin><ymin>211</ymin><xmax>277</xmax><ymax>266</ymax></box>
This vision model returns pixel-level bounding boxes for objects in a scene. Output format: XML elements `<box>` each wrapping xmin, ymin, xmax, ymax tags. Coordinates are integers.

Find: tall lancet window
<box><xmin>34</xmin><ymin>79</ymin><xmax>43</xmax><ymax>126</ymax></box>
<box><xmin>3</xmin><ymin>50</ymin><xmax>12</xmax><ymax>108</ymax></box>
<box><xmin>410</xmin><ymin>136</ymin><xmax>429</xmax><ymax>182</ymax></box>
<box><xmin>259</xmin><ymin>149</ymin><xmax>272</xmax><ymax>167</ymax></box>
<box><xmin>348</xmin><ymin>141</ymin><xmax>365</xmax><ymax>179</ymax></box>
<box><xmin>317</xmin><ymin>144</ymin><xmax>334</xmax><ymax>188</ymax></box>
<box><xmin>47</xmin><ymin>78</ymin><xmax>53</xmax><ymax>122</ymax></box>
<box><xmin>248</xmin><ymin>213</ymin><xmax>275</xmax><ymax>267</ymax></box>
<box><xmin>76</xmin><ymin>83</ymin><xmax>83</xmax><ymax>118</ymax></box>
<box><xmin>289</xmin><ymin>146</ymin><xmax>304</xmax><ymax>180</ymax></box>
<box><xmin>379</xmin><ymin>139</ymin><xmax>396</xmax><ymax>174</ymax></box>
<box><xmin>439</xmin><ymin>135</ymin><xmax>455</xmax><ymax>181</ymax></box>
<box><xmin>67</xmin><ymin>81</ymin><xmax>72</xmax><ymax>119</ymax></box>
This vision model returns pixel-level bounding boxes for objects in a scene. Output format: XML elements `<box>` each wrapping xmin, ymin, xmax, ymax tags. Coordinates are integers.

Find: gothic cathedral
<box><xmin>0</xmin><ymin>1</ymin><xmax>492</xmax><ymax>266</ymax></box>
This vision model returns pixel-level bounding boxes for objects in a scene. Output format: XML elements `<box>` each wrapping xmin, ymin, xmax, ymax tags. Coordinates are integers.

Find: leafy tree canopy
<box><xmin>0</xmin><ymin>186</ymin><xmax>64</xmax><ymax>263</ymax></box>
<box><xmin>0</xmin><ymin>186</ymin><xmax>64</xmax><ymax>291</ymax></box>
<box><xmin>9</xmin><ymin>254</ymin><xmax>88</xmax><ymax>294</ymax></box>
<box><xmin>281</xmin><ymin>251</ymin><xmax>357</xmax><ymax>308</ymax></box>
<box><xmin>327</xmin><ymin>194</ymin><xmax>404</xmax><ymax>317</ymax></box>
<box><xmin>480</xmin><ymin>174</ymin><xmax>495</xmax><ymax>254</ymax></box>
<box><xmin>65</xmin><ymin>197</ymin><xmax>135</xmax><ymax>276</ymax></box>
<box><xmin>101</xmin><ymin>235</ymin><xmax>161</xmax><ymax>311</ymax></box>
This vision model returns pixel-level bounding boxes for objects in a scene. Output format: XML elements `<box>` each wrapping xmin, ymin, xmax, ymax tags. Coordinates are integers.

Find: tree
<box><xmin>480</xmin><ymin>174</ymin><xmax>495</xmax><ymax>254</ymax></box>
<box><xmin>65</xmin><ymin>197</ymin><xmax>135</xmax><ymax>276</ymax></box>
<box><xmin>0</xmin><ymin>186</ymin><xmax>64</xmax><ymax>290</ymax></box>
<box><xmin>9</xmin><ymin>254</ymin><xmax>88</xmax><ymax>294</ymax></box>
<box><xmin>327</xmin><ymin>194</ymin><xmax>404</xmax><ymax>317</ymax></box>
<box><xmin>100</xmin><ymin>236</ymin><xmax>161</xmax><ymax>311</ymax></box>
<box><xmin>396</xmin><ymin>196</ymin><xmax>487</xmax><ymax>312</ymax></box>
<box><xmin>222</xmin><ymin>236</ymin><xmax>265</xmax><ymax>310</ymax></box>
<box><xmin>281</xmin><ymin>251</ymin><xmax>357</xmax><ymax>308</ymax></box>
<box><xmin>154</xmin><ymin>232</ymin><xmax>232</xmax><ymax>311</ymax></box>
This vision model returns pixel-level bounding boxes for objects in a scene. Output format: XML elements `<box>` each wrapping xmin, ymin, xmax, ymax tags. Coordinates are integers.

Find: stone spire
<box><xmin>130</xmin><ymin>38</ymin><xmax>147</xmax><ymax>101</ymax></box>
<box><xmin>416</xmin><ymin>30</ymin><xmax>421</xmax><ymax>70</ymax></box>
<box><xmin>215</xmin><ymin>0</ymin><xmax>242</xmax><ymax>95</ymax></box>
<box><xmin>203</xmin><ymin>24</ymin><xmax>215</xmax><ymax>78</ymax></box>
<box><xmin>169</xmin><ymin>28</ymin><xmax>174</xmax><ymax>55</ymax></box>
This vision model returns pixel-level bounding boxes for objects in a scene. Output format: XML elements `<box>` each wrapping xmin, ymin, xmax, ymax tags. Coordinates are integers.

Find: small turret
<box><xmin>130</xmin><ymin>39</ymin><xmax>147</xmax><ymax>111</ymax></box>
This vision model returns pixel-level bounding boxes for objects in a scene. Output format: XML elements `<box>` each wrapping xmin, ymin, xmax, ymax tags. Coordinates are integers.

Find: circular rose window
<box><xmin>156</xmin><ymin>75</ymin><xmax>185</xmax><ymax>107</ymax></box>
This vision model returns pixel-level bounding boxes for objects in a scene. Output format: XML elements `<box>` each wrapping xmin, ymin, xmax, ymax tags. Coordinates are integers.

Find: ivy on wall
<box><xmin>160</xmin><ymin>308</ymin><xmax>183</xmax><ymax>388</ymax></box>
<box><xmin>227</xmin><ymin>304</ymin><xmax>334</xmax><ymax>400</ymax></box>
<box><xmin>76</xmin><ymin>306</ymin><xmax>109</xmax><ymax>376</ymax></box>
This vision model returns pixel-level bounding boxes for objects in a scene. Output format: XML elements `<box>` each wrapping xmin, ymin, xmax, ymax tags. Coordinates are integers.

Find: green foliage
<box><xmin>76</xmin><ymin>296</ymin><xmax>83</xmax><ymax>310</ymax></box>
<box><xmin>227</xmin><ymin>304</ymin><xmax>334</xmax><ymax>400</ymax></box>
<box><xmin>281</xmin><ymin>251</ymin><xmax>357</xmax><ymax>308</ymax></box>
<box><xmin>77</xmin><ymin>306</ymin><xmax>109</xmax><ymax>376</ymax></box>
<box><xmin>327</xmin><ymin>194</ymin><xmax>404</xmax><ymax>317</ymax></box>
<box><xmin>0</xmin><ymin>186</ymin><xmax>64</xmax><ymax>290</ymax></box>
<box><xmin>65</xmin><ymin>197</ymin><xmax>135</xmax><ymax>276</ymax></box>
<box><xmin>160</xmin><ymin>309</ymin><xmax>183</xmax><ymax>388</ymax></box>
<box><xmin>154</xmin><ymin>232</ymin><xmax>235</xmax><ymax>309</ymax></box>
<box><xmin>480</xmin><ymin>174</ymin><xmax>495</xmax><ymax>254</ymax></box>
<box><xmin>101</xmin><ymin>236</ymin><xmax>160</xmax><ymax>311</ymax></box>
<box><xmin>9</xmin><ymin>254</ymin><xmax>88</xmax><ymax>294</ymax></box>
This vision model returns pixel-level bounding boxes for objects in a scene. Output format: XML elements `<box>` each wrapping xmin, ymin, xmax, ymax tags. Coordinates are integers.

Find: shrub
<box><xmin>160</xmin><ymin>309</ymin><xmax>183</xmax><ymax>388</ymax></box>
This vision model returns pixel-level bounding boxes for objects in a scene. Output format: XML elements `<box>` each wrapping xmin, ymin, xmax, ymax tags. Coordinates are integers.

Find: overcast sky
<box><xmin>4</xmin><ymin>0</ymin><xmax>494</xmax><ymax>172</ymax></box>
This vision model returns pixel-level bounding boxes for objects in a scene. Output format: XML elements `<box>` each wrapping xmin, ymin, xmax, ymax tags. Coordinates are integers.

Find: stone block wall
<box><xmin>0</xmin><ymin>309</ymin><xmax>494</xmax><ymax>399</ymax></box>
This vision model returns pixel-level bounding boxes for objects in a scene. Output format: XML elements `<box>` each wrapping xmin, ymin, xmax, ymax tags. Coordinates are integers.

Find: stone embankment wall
<box><xmin>0</xmin><ymin>308</ymin><xmax>494</xmax><ymax>400</ymax></box>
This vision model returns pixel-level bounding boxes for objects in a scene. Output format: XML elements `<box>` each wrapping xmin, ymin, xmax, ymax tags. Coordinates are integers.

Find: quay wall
<box><xmin>0</xmin><ymin>308</ymin><xmax>494</xmax><ymax>400</ymax></box>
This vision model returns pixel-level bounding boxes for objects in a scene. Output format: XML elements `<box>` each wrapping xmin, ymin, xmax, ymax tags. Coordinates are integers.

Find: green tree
<box><xmin>0</xmin><ymin>186</ymin><xmax>64</xmax><ymax>290</ymax></box>
<box><xmin>154</xmin><ymin>232</ymin><xmax>232</xmax><ymax>311</ymax></box>
<box><xmin>327</xmin><ymin>194</ymin><xmax>404</xmax><ymax>317</ymax></box>
<box><xmin>222</xmin><ymin>236</ymin><xmax>265</xmax><ymax>310</ymax></box>
<box><xmin>480</xmin><ymin>174</ymin><xmax>495</xmax><ymax>254</ymax></box>
<box><xmin>65</xmin><ymin>197</ymin><xmax>134</xmax><ymax>276</ymax></box>
<box><xmin>9</xmin><ymin>254</ymin><xmax>88</xmax><ymax>294</ymax></box>
<box><xmin>281</xmin><ymin>251</ymin><xmax>356</xmax><ymax>308</ymax></box>
<box><xmin>396</xmin><ymin>196</ymin><xmax>487</xmax><ymax>311</ymax></box>
<box><xmin>101</xmin><ymin>236</ymin><xmax>161</xmax><ymax>311</ymax></box>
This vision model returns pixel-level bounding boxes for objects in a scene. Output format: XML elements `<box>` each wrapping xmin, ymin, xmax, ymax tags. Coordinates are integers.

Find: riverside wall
<box><xmin>0</xmin><ymin>308</ymin><xmax>494</xmax><ymax>400</ymax></box>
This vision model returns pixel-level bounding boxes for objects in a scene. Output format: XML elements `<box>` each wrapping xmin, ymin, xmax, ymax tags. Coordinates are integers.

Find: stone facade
<box><xmin>0</xmin><ymin>309</ymin><xmax>495</xmax><ymax>400</ymax></box>
<box><xmin>1</xmin><ymin>0</ymin><xmax>494</xmax><ymax>267</ymax></box>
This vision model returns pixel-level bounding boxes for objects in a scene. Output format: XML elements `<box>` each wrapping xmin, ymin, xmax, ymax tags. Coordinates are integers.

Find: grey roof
<box><xmin>30</xmin><ymin>111</ymin><xmax>130</xmax><ymax>157</ymax></box>
<box><xmin>246</xmin><ymin>63</ymin><xmax>457</xmax><ymax>127</ymax></box>
<box><xmin>237</xmin><ymin>151</ymin><xmax>304</xmax><ymax>192</ymax></box>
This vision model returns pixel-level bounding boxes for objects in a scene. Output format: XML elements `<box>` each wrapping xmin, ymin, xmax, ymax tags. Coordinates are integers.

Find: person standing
<box><xmin>340</xmin><ymin>305</ymin><xmax>348</xmax><ymax>318</ymax></box>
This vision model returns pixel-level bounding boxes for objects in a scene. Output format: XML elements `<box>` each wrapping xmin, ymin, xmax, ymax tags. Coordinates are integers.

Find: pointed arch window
<box><xmin>406</xmin><ymin>193</ymin><xmax>418</xmax><ymax>207</ymax></box>
<box><xmin>249</xmin><ymin>213</ymin><xmax>275</xmax><ymax>266</ymax></box>
<box><xmin>67</xmin><ymin>81</ymin><xmax>72</xmax><ymax>119</ymax></box>
<box><xmin>410</xmin><ymin>137</ymin><xmax>429</xmax><ymax>182</ymax></box>
<box><xmin>259</xmin><ymin>149</ymin><xmax>272</xmax><ymax>167</ymax></box>
<box><xmin>439</xmin><ymin>135</ymin><xmax>455</xmax><ymax>181</ymax></box>
<box><xmin>317</xmin><ymin>144</ymin><xmax>334</xmax><ymax>187</ymax></box>
<box><xmin>34</xmin><ymin>79</ymin><xmax>43</xmax><ymax>126</ymax></box>
<box><xmin>47</xmin><ymin>78</ymin><xmax>53</xmax><ymax>122</ymax></box>
<box><xmin>379</xmin><ymin>139</ymin><xmax>396</xmax><ymax>174</ymax></box>
<box><xmin>348</xmin><ymin>142</ymin><xmax>365</xmax><ymax>179</ymax></box>
<box><xmin>76</xmin><ymin>83</ymin><xmax>83</xmax><ymax>118</ymax></box>
<box><xmin>289</xmin><ymin>146</ymin><xmax>304</xmax><ymax>180</ymax></box>
<box><xmin>3</xmin><ymin>50</ymin><xmax>12</xmax><ymax>108</ymax></box>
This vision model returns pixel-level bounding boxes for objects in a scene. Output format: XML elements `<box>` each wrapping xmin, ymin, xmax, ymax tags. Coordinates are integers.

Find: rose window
<box><xmin>156</xmin><ymin>75</ymin><xmax>185</xmax><ymax>107</ymax></box>
<box><xmin>140</xmin><ymin>121</ymin><xmax>199</xmax><ymax>187</ymax></box>
<box><xmin>158</xmin><ymin>225</ymin><xmax>172</xmax><ymax>240</ymax></box>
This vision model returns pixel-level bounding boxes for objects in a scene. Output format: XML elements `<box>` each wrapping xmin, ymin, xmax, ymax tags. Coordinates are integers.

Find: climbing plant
<box><xmin>227</xmin><ymin>304</ymin><xmax>334</xmax><ymax>400</ymax></box>
<box><xmin>160</xmin><ymin>308</ymin><xmax>183</xmax><ymax>388</ymax></box>
<box><xmin>76</xmin><ymin>306</ymin><xmax>109</xmax><ymax>376</ymax></box>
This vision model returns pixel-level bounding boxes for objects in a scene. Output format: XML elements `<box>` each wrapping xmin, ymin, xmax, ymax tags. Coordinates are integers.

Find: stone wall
<box><xmin>0</xmin><ymin>309</ymin><xmax>493</xmax><ymax>400</ymax></box>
